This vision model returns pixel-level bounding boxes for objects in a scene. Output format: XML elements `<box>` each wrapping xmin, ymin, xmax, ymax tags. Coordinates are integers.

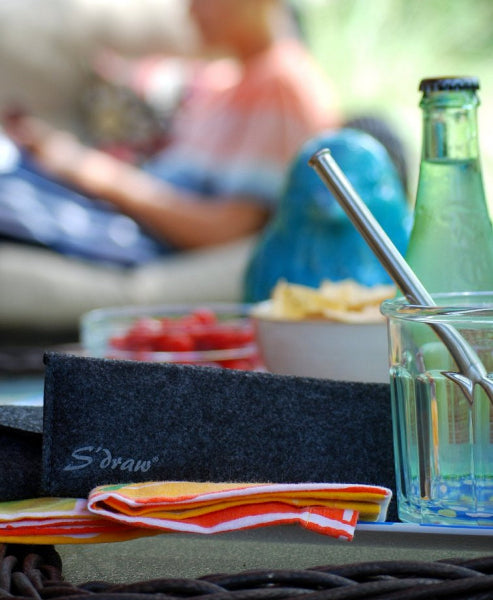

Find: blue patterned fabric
<box><xmin>0</xmin><ymin>137</ymin><xmax>169</xmax><ymax>266</ymax></box>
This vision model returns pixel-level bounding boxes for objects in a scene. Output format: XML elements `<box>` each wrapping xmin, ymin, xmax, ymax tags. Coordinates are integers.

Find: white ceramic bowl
<box><xmin>252</xmin><ymin>300</ymin><xmax>389</xmax><ymax>382</ymax></box>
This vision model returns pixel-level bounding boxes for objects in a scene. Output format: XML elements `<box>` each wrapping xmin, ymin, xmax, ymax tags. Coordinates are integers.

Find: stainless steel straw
<box><xmin>309</xmin><ymin>148</ymin><xmax>493</xmax><ymax>404</ymax></box>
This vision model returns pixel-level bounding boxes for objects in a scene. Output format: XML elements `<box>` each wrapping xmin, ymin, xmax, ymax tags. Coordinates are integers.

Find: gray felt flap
<box><xmin>42</xmin><ymin>352</ymin><xmax>396</xmax><ymax>516</ymax></box>
<box><xmin>0</xmin><ymin>406</ymin><xmax>43</xmax><ymax>434</ymax></box>
<box><xmin>0</xmin><ymin>407</ymin><xmax>43</xmax><ymax>501</ymax></box>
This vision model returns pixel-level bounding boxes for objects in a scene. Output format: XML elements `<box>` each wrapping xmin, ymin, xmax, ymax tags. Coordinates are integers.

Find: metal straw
<box><xmin>309</xmin><ymin>148</ymin><xmax>493</xmax><ymax>404</ymax></box>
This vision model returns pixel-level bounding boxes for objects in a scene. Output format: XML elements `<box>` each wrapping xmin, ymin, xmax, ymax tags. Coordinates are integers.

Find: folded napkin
<box><xmin>0</xmin><ymin>497</ymin><xmax>157</xmax><ymax>544</ymax></box>
<box><xmin>0</xmin><ymin>481</ymin><xmax>391</xmax><ymax>544</ymax></box>
<box><xmin>87</xmin><ymin>481</ymin><xmax>391</xmax><ymax>542</ymax></box>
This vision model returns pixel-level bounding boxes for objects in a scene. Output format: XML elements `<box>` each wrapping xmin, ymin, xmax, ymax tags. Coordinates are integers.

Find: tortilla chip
<box><xmin>268</xmin><ymin>279</ymin><xmax>395</xmax><ymax>323</ymax></box>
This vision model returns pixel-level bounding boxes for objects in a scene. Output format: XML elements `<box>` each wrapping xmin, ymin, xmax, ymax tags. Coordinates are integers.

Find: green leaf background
<box><xmin>295</xmin><ymin>0</ymin><xmax>493</xmax><ymax>213</ymax></box>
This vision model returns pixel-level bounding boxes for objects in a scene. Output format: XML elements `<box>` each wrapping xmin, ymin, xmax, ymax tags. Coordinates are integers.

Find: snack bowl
<box><xmin>251</xmin><ymin>292</ymin><xmax>389</xmax><ymax>383</ymax></box>
<box><xmin>80</xmin><ymin>303</ymin><xmax>263</xmax><ymax>371</ymax></box>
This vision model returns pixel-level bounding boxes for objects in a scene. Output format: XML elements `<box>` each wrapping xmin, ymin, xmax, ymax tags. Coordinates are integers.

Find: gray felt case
<box><xmin>42</xmin><ymin>352</ymin><xmax>397</xmax><ymax>518</ymax></box>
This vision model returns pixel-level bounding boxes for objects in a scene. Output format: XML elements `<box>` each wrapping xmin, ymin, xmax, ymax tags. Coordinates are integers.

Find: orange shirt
<box><xmin>145</xmin><ymin>39</ymin><xmax>341</xmax><ymax>209</ymax></box>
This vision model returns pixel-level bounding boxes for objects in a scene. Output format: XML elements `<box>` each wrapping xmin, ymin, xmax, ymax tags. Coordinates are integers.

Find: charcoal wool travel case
<box><xmin>42</xmin><ymin>352</ymin><xmax>397</xmax><ymax>518</ymax></box>
<box><xmin>0</xmin><ymin>406</ymin><xmax>43</xmax><ymax>501</ymax></box>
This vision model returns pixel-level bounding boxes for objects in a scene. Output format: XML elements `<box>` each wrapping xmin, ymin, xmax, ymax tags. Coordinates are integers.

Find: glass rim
<box><xmin>381</xmin><ymin>291</ymin><xmax>493</xmax><ymax>322</ymax></box>
<box><xmin>80</xmin><ymin>302</ymin><xmax>255</xmax><ymax>326</ymax></box>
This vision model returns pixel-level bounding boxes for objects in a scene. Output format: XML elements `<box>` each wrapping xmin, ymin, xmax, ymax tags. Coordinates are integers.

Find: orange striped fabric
<box><xmin>144</xmin><ymin>39</ymin><xmax>341</xmax><ymax>210</ymax></box>
<box><xmin>87</xmin><ymin>481</ymin><xmax>391</xmax><ymax>542</ymax></box>
<box><xmin>0</xmin><ymin>482</ymin><xmax>391</xmax><ymax>544</ymax></box>
<box><xmin>0</xmin><ymin>497</ymin><xmax>157</xmax><ymax>545</ymax></box>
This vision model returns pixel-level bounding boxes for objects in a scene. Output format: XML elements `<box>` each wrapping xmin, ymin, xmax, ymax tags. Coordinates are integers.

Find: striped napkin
<box><xmin>87</xmin><ymin>481</ymin><xmax>391</xmax><ymax>542</ymax></box>
<box><xmin>0</xmin><ymin>497</ymin><xmax>157</xmax><ymax>544</ymax></box>
<box><xmin>0</xmin><ymin>481</ymin><xmax>391</xmax><ymax>544</ymax></box>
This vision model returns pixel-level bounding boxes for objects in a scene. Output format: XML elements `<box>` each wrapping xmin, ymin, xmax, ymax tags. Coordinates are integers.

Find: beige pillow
<box><xmin>0</xmin><ymin>237</ymin><xmax>256</xmax><ymax>334</ymax></box>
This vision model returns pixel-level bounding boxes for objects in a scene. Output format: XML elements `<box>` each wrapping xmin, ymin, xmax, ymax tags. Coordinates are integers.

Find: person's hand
<box><xmin>2</xmin><ymin>107</ymin><xmax>48</xmax><ymax>153</ymax></box>
<box><xmin>2</xmin><ymin>108</ymin><xmax>84</xmax><ymax>176</ymax></box>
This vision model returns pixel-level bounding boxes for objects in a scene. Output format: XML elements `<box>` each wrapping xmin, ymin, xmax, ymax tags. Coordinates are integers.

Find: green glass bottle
<box><xmin>405</xmin><ymin>76</ymin><xmax>493</xmax><ymax>292</ymax></box>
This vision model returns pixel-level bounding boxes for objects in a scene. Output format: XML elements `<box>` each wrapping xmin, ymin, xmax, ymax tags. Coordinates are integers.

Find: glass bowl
<box><xmin>80</xmin><ymin>303</ymin><xmax>263</xmax><ymax>371</ymax></box>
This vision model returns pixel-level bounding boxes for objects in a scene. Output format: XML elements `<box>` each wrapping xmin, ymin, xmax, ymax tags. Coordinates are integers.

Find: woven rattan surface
<box><xmin>1</xmin><ymin>544</ymin><xmax>493</xmax><ymax>600</ymax></box>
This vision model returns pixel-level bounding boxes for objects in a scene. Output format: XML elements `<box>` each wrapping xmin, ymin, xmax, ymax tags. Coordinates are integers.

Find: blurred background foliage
<box><xmin>294</xmin><ymin>0</ymin><xmax>493</xmax><ymax>210</ymax></box>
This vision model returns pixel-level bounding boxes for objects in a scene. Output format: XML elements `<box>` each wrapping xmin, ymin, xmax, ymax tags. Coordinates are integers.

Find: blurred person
<box><xmin>1</xmin><ymin>0</ymin><xmax>341</xmax><ymax>257</ymax></box>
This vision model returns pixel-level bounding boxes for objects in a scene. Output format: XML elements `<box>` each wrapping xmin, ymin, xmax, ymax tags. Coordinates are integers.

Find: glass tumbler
<box><xmin>381</xmin><ymin>292</ymin><xmax>493</xmax><ymax>526</ymax></box>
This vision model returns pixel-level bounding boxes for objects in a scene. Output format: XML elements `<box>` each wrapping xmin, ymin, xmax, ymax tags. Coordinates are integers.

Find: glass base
<box><xmin>398</xmin><ymin>481</ymin><xmax>493</xmax><ymax>526</ymax></box>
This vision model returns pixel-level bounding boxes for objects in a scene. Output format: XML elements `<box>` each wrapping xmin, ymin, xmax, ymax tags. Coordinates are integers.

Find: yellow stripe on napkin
<box><xmin>87</xmin><ymin>481</ymin><xmax>392</xmax><ymax>541</ymax></box>
<box><xmin>0</xmin><ymin>497</ymin><xmax>157</xmax><ymax>544</ymax></box>
<box><xmin>0</xmin><ymin>481</ymin><xmax>391</xmax><ymax>544</ymax></box>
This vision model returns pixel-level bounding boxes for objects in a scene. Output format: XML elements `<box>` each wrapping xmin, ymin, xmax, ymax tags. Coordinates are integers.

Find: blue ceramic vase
<box><xmin>243</xmin><ymin>128</ymin><xmax>412</xmax><ymax>302</ymax></box>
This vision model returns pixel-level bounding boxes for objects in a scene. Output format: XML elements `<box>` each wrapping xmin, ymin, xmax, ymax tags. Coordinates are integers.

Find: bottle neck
<box><xmin>420</xmin><ymin>90</ymin><xmax>480</xmax><ymax>161</ymax></box>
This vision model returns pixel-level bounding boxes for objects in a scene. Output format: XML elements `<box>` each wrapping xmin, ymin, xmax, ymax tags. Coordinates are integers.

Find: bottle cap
<box><xmin>419</xmin><ymin>77</ymin><xmax>479</xmax><ymax>92</ymax></box>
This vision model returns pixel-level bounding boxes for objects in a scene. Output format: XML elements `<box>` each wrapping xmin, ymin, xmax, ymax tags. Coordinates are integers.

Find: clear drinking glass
<box><xmin>381</xmin><ymin>291</ymin><xmax>493</xmax><ymax>526</ymax></box>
